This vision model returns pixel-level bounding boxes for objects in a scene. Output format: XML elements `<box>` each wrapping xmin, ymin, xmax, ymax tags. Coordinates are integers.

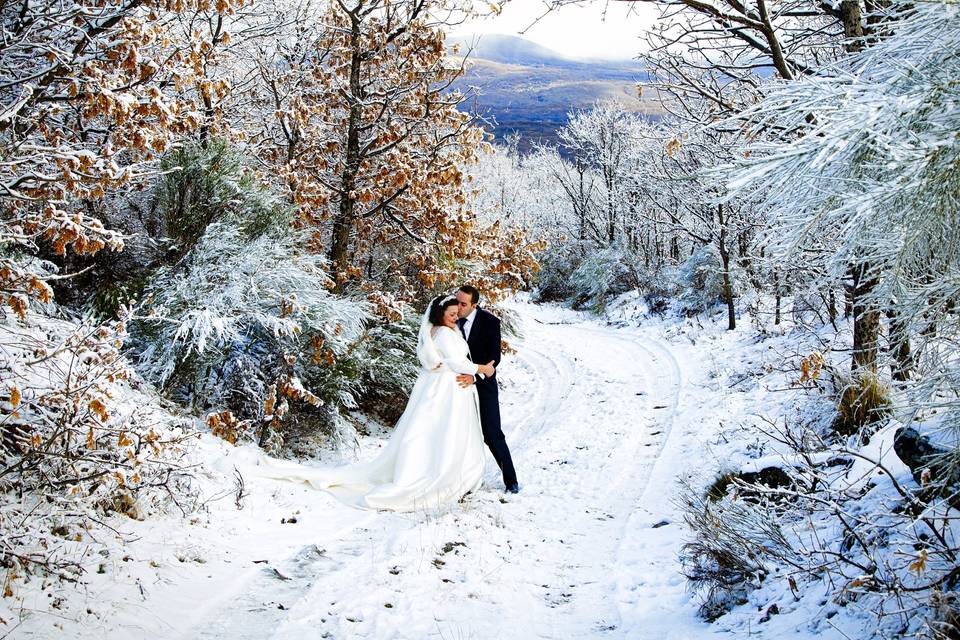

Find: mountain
<box><xmin>448</xmin><ymin>35</ymin><xmax>663</xmax><ymax>152</ymax></box>
<box><xmin>449</xmin><ymin>33</ymin><xmax>574</xmax><ymax>67</ymax></box>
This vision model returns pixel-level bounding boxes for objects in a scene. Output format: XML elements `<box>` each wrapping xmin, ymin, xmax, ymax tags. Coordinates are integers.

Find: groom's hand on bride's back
<box><xmin>456</xmin><ymin>374</ymin><xmax>475</xmax><ymax>388</ymax></box>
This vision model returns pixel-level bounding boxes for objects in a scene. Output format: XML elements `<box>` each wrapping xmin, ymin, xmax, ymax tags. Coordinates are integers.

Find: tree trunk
<box><xmin>774</xmin><ymin>270</ymin><xmax>782</xmax><ymax>326</ymax></box>
<box><xmin>737</xmin><ymin>231</ymin><xmax>754</xmax><ymax>282</ymax></box>
<box><xmin>606</xmin><ymin>179</ymin><xmax>616</xmax><ymax>245</ymax></box>
<box><xmin>199</xmin><ymin>92</ymin><xmax>214</xmax><ymax>148</ymax></box>
<box><xmin>577</xmin><ymin>163</ymin><xmax>588</xmax><ymax>241</ymax></box>
<box><xmin>827</xmin><ymin>286</ymin><xmax>838</xmax><ymax>326</ymax></box>
<box><xmin>888</xmin><ymin>312</ymin><xmax>913</xmax><ymax>381</ymax></box>
<box><xmin>851</xmin><ymin>262</ymin><xmax>880</xmax><ymax>372</ymax></box>
<box><xmin>197</xmin><ymin>15</ymin><xmax>225</xmax><ymax>149</ymax></box>
<box><xmin>756</xmin><ymin>0</ymin><xmax>795</xmax><ymax>80</ymax></box>
<box><xmin>327</xmin><ymin>9</ymin><xmax>364</xmax><ymax>290</ymax></box>
<box><xmin>840</xmin><ymin>0</ymin><xmax>865</xmax><ymax>52</ymax></box>
<box><xmin>721</xmin><ymin>251</ymin><xmax>736</xmax><ymax>331</ymax></box>
<box><xmin>717</xmin><ymin>204</ymin><xmax>736</xmax><ymax>330</ymax></box>
<box><xmin>852</xmin><ymin>311</ymin><xmax>880</xmax><ymax>372</ymax></box>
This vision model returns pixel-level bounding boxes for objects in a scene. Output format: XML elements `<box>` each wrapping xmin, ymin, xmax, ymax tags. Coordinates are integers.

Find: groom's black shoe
<box><xmin>506</xmin><ymin>483</ymin><xmax>519</xmax><ymax>494</ymax></box>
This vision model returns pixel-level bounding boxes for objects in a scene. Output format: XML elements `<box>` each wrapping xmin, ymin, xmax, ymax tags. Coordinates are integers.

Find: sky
<box><xmin>451</xmin><ymin>1</ymin><xmax>659</xmax><ymax>61</ymax></box>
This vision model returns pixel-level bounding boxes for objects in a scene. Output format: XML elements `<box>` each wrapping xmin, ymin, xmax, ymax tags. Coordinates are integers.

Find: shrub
<box><xmin>89</xmin><ymin>275</ymin><xmax>149</xmax><ymax>320</ymax></box>
<box><xmin>642</xmin><ymin>265</ymin><xmax>679</xmax><ymax>316</ymax></box>
<box><xmin>128</xmin><ymin>143</ymin><xmax>372</xmax><ymax>447</ymax></box>
<box><xmin>534</xmin><ymin>239</ymin><xmax>642</xmax><ymax>310</ymax></box>
<box><xmin>129</xmin><ymin>220</ymin><xmax>369</xmax><ymax>446</ymax></box>
<box><xmin>568</xmin><ymin>242</ymin><xmax>640</xmax><ymax>311</ymax></box>
<box><xmin>691</xmin><ymin>413</ymin><xmax>960</xmax><ymax>637</ymax></box>
<box><xmin>1</xmin><ymin>311</ymin><xmax>196</xmax><ymax>590</ymax></box>
<box><xmin>679</xmin><ymin>477</ymin><xmax>789</xmax><ymax>620</ymax></box>
<box><xmin>676</xmin><ymin>245</ymin><xmax>741</xmax><ymax>315</ymax></box>
<box><xmin>155</xmin><ymin>140</ymin><xmax>266</xmax><ymax>250</ymax></box>
<box><xmin>533</xmin><ymin>240</ymin><xmax>582</xmax><ymax>302</ymax></box>
<box><xmin>927</xmin><ymin>589</ymin><xmax>960</xmax><ymax>640</ymax></box>
<box><xmin>705</xmin><ymin>471</ymin><xmax>738</xmax><ymax>502</ymax></box>
<box><xmin>833</xmin><ymin>370</ymin><xmax>892</xmax><ymax>438</ymax></box>
<box><xmin>352</xmin><ymin>308</ymin><xmax>421</xmax><ymax>423</ymax></box>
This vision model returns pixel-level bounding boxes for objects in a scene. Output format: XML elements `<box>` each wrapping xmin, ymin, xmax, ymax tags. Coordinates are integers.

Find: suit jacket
<box><xmin>465</xmin><ymin>307</ymin><xmax>501</xmax><ymax>389</ymax></box>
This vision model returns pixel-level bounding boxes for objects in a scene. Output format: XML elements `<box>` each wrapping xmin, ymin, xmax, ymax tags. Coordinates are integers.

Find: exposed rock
<box><xmin>759</xmin><ymin>603</ymin><xmax>780</xmax><ymax>623</ymax></box>
<box><xmin>894</xmin><ymin>426</ymin><xmax>960</xmax><ymax>509</ymax></box>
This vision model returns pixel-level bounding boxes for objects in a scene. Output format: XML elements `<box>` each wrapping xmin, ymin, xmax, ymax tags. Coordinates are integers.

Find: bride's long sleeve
<box><xmin>434</xmin><ymin>328</ymin><xmax>480</xmax><ymax>375</ymax></box>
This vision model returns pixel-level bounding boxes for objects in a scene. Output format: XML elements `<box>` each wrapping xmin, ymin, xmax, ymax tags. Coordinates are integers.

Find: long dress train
<box><xmin>252</xmin><ymin>326</ymin><xmax>486</xmax><ymax>511</ymax></box>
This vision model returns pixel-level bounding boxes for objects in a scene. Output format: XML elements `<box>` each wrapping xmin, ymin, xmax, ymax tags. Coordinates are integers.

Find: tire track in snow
<box><xmin>185</xmin><ymin>513</ymin><xmax>379</xmax><ymax>640</ymax></box>
<box><xmin>555</xmin><ymin>323</ymin><xmax>684</xmax><ymax>496</ymax></box>
<box><xmin>497</xmin><ymin>337</ymin><xmax>574</xmax><ymax>462</ymax></box>
<box><xmin>467</xmin><ymin>303</ymin><xmax>683</xmax><ymax>638</ymax></box>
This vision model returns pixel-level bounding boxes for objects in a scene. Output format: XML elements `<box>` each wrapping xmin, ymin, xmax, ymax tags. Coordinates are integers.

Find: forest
<box><xmin>2</xmin><ymin>0</ymin><xmax>959</xmax><ymax>638</ymax></box>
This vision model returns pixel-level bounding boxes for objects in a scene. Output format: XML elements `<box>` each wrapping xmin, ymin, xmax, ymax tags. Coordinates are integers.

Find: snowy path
<box><xmin>170</xmin><ymin>302</ymin><xmax>689</xmax><ymax>640</ymax></box>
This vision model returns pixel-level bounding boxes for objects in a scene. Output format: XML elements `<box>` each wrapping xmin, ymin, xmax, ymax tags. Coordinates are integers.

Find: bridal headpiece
<box><xmin>429</xmin><ymin>293</ymin><xmax>456</xmax><ymax>312</ymax></box>
<box><xmin>418</xmin><ymin>295</ymin><xmax>456</xmax><ymax>370</ymax></box>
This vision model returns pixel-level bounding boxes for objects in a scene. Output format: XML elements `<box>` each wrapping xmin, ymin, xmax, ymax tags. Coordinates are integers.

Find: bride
<box><xmin>253</xmin><ymin>294</ymin><xmax>496</xmax><ymax>511</ymax></box>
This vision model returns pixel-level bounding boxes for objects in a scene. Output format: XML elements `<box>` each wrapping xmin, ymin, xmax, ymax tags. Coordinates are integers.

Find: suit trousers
<box><xmin>476</xmin><ymin>379</ymin><xmax>517</xmax><ymax>488</ymax></box>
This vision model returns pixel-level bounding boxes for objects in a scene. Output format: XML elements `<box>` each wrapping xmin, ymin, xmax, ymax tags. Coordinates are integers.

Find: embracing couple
<box><xmin>257</xmin><ymin>285</ymin><xmax>518</xmax><ymax>511</ymax></box>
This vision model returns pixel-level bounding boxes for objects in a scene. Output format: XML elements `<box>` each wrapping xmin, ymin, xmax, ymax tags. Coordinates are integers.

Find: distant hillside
<box><xmin>448</xmin><ymin>34</ymin><xmax>663</xmax><ymax>152</ymax></box>
<box><xmin>449</xmin><ymin>33</ymin><xmax>573</xmax><ymax>67</ymax></box>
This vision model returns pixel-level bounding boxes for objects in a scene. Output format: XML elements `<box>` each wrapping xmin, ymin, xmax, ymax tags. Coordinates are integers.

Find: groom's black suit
<box><xmin>462</xmin><ymin>308</ymin><xmax>518</xmax><ymax>489</ymax></box>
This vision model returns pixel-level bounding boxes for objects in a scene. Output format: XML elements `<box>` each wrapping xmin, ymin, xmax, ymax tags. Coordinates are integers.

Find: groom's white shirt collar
<box><xmin>463</xmin><ymin>308</ymin><xmax>478</xmax><ymax>340</ymax></box>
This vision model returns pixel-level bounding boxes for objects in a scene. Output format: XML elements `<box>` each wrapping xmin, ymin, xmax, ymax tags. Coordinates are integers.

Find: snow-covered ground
<box><xmin>5</xmin><ymin>299</ymin><xmax>890</xmax><ymax>639</ymax></box>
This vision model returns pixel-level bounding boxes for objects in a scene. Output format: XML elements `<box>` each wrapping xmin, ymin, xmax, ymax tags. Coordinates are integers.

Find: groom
<box><xmin>455</xmin><ymin>285</ymin><xmax>519</xmax><ymax>494</ymax></box>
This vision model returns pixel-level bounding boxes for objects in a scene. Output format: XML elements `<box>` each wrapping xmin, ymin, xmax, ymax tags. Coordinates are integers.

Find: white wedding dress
<box><xmin>253</xmin><ymin>319</ymin><xmax>486</xmax><ymax>512</ymax></box>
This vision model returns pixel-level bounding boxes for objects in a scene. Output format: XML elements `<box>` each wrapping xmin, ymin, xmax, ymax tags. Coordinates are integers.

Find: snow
<box><xmin>2</xmin><ymin>298</ymin><xmax>914</xmax><ymax>639</ymax></box>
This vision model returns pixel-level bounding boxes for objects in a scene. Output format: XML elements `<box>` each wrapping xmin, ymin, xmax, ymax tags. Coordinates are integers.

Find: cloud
<box><xmin>452</xmin><ymin>1</ymin><xmax>656</xmax><ymax>61</ymax></box>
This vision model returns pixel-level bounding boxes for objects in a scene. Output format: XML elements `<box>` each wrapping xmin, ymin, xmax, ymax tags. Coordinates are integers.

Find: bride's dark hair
<box><xmin>428</xmin><ymin>295</ymin><xmax>458</xmax><ymax>326</ymax></box>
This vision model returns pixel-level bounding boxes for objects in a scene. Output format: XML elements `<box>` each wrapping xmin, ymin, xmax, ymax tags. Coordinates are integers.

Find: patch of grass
<box><xmin>833</xmin><ymin>370</ymin><xmax>892</xmax><ymax>438</ymax></box>
<box><xmin>706</xmin><ymin>471</ymin><xmax>737</xmax><ymax>502</ymax></box>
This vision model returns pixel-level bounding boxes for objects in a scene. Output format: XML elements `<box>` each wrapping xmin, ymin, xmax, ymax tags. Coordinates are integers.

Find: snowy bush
<box><xmin>128</xmin><ymin>143</ymin><xmax>373</xmax><ymax>446</ymax></box>
<box><xmin>568</xmin><ymin>242</ymin><xmax>640</xmax><ymax>311</ymax></box>
<box><xmin>0</xmin><ymin>311</ymin><xmax>198</xmax><ymax>591</ymax></box>
<box><xmin>679</xmin><ymin>475</ymin><xmax>792</xmax><ymax>620</ymax></box>
<box><xmin>0</xmin><ymin>64</ymin><xmax>208</xmax><ymax>604</ymax></box>
<box><xmin>676</xmin><ymin>245</ymin><xmax>739</xmax><ymax>315</ymax></box>
<box><xmin>130</xmin><ymin>220</ymin><xmax>369</xmax><ymax>442</ymax></box>
<box><xmin>532</xmin><ymin>240</ymin><xmax>582</xmax><ymax>303</ymax></box>
<box><xmin>534</xmin><ymin>239</ymin><xmax>643</xmax><ymax>310</ymax></box>
<box><xmin>157</xmin><ymin>139</ymin><xmax>283</xmax><ymax>251</ymax></box>
<box><xmin>351</xmin><ymin>308</ymin><xmax>420</xmax><ymax>423</ymax></box>
<box><xmin>832</xmin><ymin>370</ymin><xmax>892</xmax><ymax>439</ymax></box>
<box><xmin>683</xmin><ymin>410</ymin><xmax>960</xmax><ymax>637</ymax></box>
<box><xmin>642</xmin><ymin>265</ymin><xmax>680</xmax><ymax>316</ymax></box>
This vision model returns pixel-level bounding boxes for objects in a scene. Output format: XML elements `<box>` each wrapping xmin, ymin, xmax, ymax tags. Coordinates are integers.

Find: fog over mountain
<box><xmin>448</xmin><ymin>35</ymin><xmax>663</xmax><ymax>152</ymax></box>
<box><xmin>451</xmin><ymin>34</ymin><xmax>574</xmax><ymax>67</ymax></box>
